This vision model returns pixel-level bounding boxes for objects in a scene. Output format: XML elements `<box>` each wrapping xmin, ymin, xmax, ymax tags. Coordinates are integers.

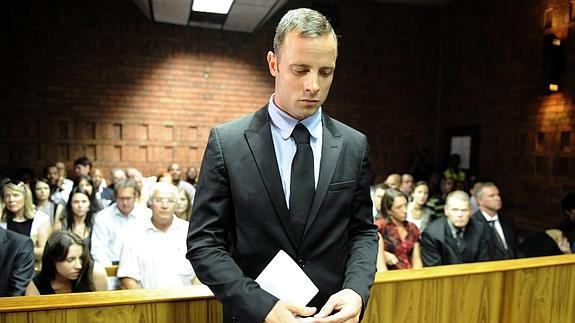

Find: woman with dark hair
<box><xmin>377</xmin><ymin>188</ymin><xmax>423</xmax><ymax>270</ymax></box>
<box><xmin>32</xmin><ymin>178</ymin><xmax>57</xmax><ymax>225</ymax></box>
<box><xmin>53</xmin><ymin>187</ymin><xmax>94</xmax><ymax>245</ymax></box>
<box><xmin>55</xmin><ymin>175</ymin><xmax>104</xmax><ymax>222</ymax></box>
<box><xmin>26</xmin><ymin>231</ymin><xmax>107</xmax><ymax>295</ymax></box>
<box><xmin>407</xmin><ymin>181</ymin><xmax>434</xmax><ymax>232</ymax></box>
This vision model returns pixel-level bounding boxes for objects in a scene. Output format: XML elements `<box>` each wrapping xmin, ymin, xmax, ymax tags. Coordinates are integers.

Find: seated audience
<box><xmin>55</xmin><ymin>175</ymin><xmax>104</xmax><ymax>222</ymax></box>
<box><xmin>1</xmin><ymin>180</ymin><xmax>51</xmax><ymax>263</ymax></box>
<box><xmin>559</xmin><ymin>192</ymin><xmax>575</xmax><ymax>251</ymax></box>
<box><xmin>407</xmin><ymin>181</ymin><xmax>434</xmax><ymax>232</ymax></box>
<box><xmin>26</xmin><ymin>231</ymin><xmax>107</xmax><ymax>295</ymax></box>
<box><xmin>472</xmin><ymin>182</ymin><xmax>518</xmax><ymax>260</ymax></box>
<box><xmin>91</xmin><ymin>168</ymin><xmax>111</xmax><ymax>208</ymax></box>
<box><xmin>377</xmin><ymin>188</ymin><xmax>422</xmax><ymax>270</ymax></box>
<box><xmin>427</xmin><ymin>177</ymin><xmax>456</xmax><ymax>219</ymax></box>
<box><xmin>175</xmin><ymin>188</ymin><xmax>193</xmax><ymax>221</ymax></box>
<box><xmin>518</xmin><ymin>229</ymin><xmax>572</xmax><ymax>257</ymax></box>
<box><xmin>53</xmin><ymin>187</ymin><xmax>95</xmax><ymax>246</ymax></box>
<box><xmin>443</xmin><ymin>153</ymin><xmax>466</xmax><ymax>187</ymax></box>
<box><xmin>32</xmin><ymin>178</ymin><xmax>57</xmax><ymax>225</ymax></box>
<box><xmin>118</xmin><ymin>182</ymin><xmax>196</xmax><ymax>289</ymax></box>
<box><xmin>0</xmin><ymin>226</ymin><xmax>35</xmax><ymax>296</ymax></box>
<box><xmin>91</xmin><ymin>178</ymin><xmax>151</xmax><ymax>266</ymax></box>
<box><xmin>421</xmin><ymin>190</ymin><xmax>490</xmax><ymax>266</ymax></box>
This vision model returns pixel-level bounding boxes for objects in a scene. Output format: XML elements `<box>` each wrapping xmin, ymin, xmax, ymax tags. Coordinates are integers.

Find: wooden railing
<box><xmin>363</xmin><ymin>254</ymin><xmax>575</xmax><ymax>323</ymax></box>
<box><xmin>2</xmin><ymin>255</ymin><xmax>574</xmax><ymax>323</ymax></box>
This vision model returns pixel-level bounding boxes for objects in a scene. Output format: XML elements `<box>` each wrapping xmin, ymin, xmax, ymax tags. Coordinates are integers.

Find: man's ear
<box><xmin>267</xmin><ymin>51</ymin><xmax>278</xmax><ymax>77</ymax></box>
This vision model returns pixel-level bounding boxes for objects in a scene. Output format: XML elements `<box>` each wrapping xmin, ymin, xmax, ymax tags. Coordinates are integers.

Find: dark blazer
<box><xmin>186</xmin><ymin>106</ymin><xmax>378</xmax><ymax>322</ymax></box>
<box><xmin>0</xmin><ymin>227</ymin><xmax>35</xmax><ymax>296</ymax></box>
<box><xmin>421</xmin><ymin>216</ymin><xmax>490</xmax><ymax>266</ymax></box>
<box><xmin>472</xmin><ymin>211</ymin><xmax>518</xmax><ymax>260</ymax></box>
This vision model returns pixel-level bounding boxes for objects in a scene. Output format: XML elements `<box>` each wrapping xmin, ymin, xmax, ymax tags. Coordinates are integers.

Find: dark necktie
<box><xmin>289</xmin><ymin>124</ymin><xmax>315</xmax><ymax>243</ymax></box>
<box><xmin>456</xmin><ymin>228</ymin><xmax>465</xmax><ymax>253</ymax></box>
<box><xmin>488</xmin><ymin>219</ymin><xmax>509</xmax><ymax>259</ymax></box>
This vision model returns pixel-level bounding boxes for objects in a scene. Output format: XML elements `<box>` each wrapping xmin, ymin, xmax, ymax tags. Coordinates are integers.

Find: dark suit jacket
<box><xmin>186</xmin><ymin>106</ymin><xmax>378</xmax><ymax>322</ymax></box>
<box><xmin>472</xmin><ymin>211</ymin><xmax>518</xmax><ymax>260</ymax></box>
<box><xmin>0</xmin><ymin>227</ymin><xmax>35</xmax><ymax>296</ymax></box>
<box><xmin>421</xmin><ymin>216</ymin><xmax>490</xmax><ymax>266</ymax></box>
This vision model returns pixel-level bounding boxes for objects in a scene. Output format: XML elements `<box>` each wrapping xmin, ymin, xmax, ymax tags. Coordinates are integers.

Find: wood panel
<box><xmin>362</xmin><ymin>254</ymin><xmax>575</xmax><ymax>323</ymax></box>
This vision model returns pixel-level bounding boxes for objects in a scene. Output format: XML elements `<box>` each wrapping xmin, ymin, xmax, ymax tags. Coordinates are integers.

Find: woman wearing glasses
<box><xmin>1</xmin><ymin>180</ymin><xmax>51</xmax><ymax>263</ymax></box>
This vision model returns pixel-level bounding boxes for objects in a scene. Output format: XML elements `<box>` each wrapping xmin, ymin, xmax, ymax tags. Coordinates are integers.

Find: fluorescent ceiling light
<box><xmin>192</xmin><ymin>0</ymin><xmax>233</xmax><ymax>14</ymax></box>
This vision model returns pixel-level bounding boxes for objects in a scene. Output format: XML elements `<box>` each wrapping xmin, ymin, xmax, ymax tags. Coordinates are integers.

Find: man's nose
<box><xmin>304</xmin><ymin>73</ymin><xmax>320</xmax><ymax>94</ymax></box>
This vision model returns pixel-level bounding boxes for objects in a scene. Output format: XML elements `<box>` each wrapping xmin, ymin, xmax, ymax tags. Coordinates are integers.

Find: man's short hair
<box><xmin>475</xmin><ymin>182</ymin><xmax>497</xmax><ymax>200</ymax></box>
<box><xmin>445</xmin><ymin>190</ymin><xmax>471</xmax><ymax>207</ymax></box>
<box><xmin>273</xmin><ymin>8</ymin><xmax>336</xmax><ymax>59</ymax></box>
<box><xmin>148</xmin><ymin>182</ymin><xmax>179</xmax><ymax>199</ymax></box>
<box><xmin>114</xmin><ymin>178</ymin><xmax>138</xmax><ymax>196</ymax></box>
<box><xmin>73</xmin><ymin>157</ymin><xmax>92</xmax><ymax>168</ymax></box>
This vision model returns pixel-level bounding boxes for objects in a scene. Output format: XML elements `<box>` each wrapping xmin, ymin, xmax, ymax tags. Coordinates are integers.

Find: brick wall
<box><xmin>0</xmin><ymin>0</ymin><xmax>441</xmax><ymax>184</ymax></box>
<box><xmin>442</xmin><ymin>0</ymin><xmax>575</xmax><ymax>232</ymax></box>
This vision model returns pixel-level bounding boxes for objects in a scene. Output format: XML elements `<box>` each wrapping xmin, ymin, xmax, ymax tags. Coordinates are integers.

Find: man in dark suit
<box><xmin>0</xmin><ymin>226</ymin><xmax>35</xmax><ymax>296</ymax></box>
<box><xmin>472</xmin><ymin>182</ymin><xmax>518</xmax><ymax>260</ymax></box>
<box><xmin>186</xmin><ymin>8</ymin><xmax>378</xmax><ymax>323</ymax></box>
<box><xmin>421</xmin><ymin>191</ymin><xmax>490</xmax><ymax>266</ymax></box>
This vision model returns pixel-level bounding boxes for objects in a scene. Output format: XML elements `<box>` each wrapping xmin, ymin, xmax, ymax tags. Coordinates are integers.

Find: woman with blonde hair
<box><xmin>175</xmin><ymin>188</ymin><xmax>193</xmax><ymax>221</ymax></box>
<box><xmin>1</xmin><ymin>180</ymin><xmax>51</xmax><ymax>262</ymax></box>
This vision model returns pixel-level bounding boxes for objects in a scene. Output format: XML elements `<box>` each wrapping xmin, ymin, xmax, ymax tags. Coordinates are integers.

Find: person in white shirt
<box><xmin>90</xmin><ymin>178</ymin><xmax>151</xmax><ymax>266</ymax></box>
<box><xmin>168</xmin><ymin>163</ymin><xmax>195</xmax><ymax>204</ymax></box>
<box><xmin>118</xmin><ymin>182</ymin><xmax>195</xmax><ymax>289</ymax></box>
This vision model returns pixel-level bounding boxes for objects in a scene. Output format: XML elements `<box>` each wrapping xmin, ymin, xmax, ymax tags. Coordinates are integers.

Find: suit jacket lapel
<box><xmin>303</xmin><ymin>114</ymin><xmax>342</xmax><ymax>237</ymax></box>
<box><xmin>244</xmin><ymin>107</ymin><xmax>299</xmax><ymax>249</ymax></box>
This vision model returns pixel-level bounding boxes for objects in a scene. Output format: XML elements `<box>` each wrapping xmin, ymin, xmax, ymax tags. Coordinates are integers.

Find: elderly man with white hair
<box><xmin>118</xmin><ymin>182</ymin><xmax>196</xmax><ymax>289</ymax></box>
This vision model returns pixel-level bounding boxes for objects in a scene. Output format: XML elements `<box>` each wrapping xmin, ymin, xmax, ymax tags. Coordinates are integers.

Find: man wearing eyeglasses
<box><xmin>118</xmin><ymin>182</ymin><xmax>196</xmax><ymax>289</ymax></box>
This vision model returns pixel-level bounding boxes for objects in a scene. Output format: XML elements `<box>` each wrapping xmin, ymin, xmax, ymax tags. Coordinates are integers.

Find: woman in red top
<box><xmin>378</xmin><ymin>188</ymin><xmax>423</xmax><ymax>270</ymax></box>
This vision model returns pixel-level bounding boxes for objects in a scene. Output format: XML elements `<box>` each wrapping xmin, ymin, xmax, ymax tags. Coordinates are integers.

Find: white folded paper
<box><xmin>255</xmin><ymin>250</ymin><xmax>319</xmax><ymax>307</ymax></box>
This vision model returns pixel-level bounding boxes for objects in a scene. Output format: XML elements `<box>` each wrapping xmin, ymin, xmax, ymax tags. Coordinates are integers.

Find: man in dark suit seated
<box><xmin>421</xmin><ymin>190</ymin><xmax>490</xmax><ymax>266</ymax></box>
<box><xmin>0</xmin><ymin>226</ymin><xmax>35</xmax><ymax>296</ymax></box>
<box><xmin>472</xmin><ymin>182</ymin><xmax>518</xmax><ymax>260</ymax></box>
<box><xmin>186</xmin><ymin>8</ymin><xmax>378</xmax><ymax>323</ymax></box>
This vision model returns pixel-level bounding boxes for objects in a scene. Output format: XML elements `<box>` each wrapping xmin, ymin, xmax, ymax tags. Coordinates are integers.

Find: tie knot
<box><xmin>292</xmin><ymin>124</ymin><xmax>311</xmax><ymax>144</ymax></box>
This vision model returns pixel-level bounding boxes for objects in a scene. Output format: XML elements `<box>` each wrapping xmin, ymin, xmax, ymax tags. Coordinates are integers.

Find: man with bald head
<box><xmin>168</xmin><ymin>163</ymin><xmax>195</xmax><ymax>203</ymax></box>
<box><xmin>420</xmin><ymin>190</ymin><xmax>490</xmax><ymax>266</ymax></box>
<box><xmin>384</xmin><ymin>173</ymin><xmax>401</xmax><ymax>189</ymax></box>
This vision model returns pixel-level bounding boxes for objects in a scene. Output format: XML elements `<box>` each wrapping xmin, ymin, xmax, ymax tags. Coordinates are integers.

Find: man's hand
<box><xmin>264</xmin><ymin>299</ymin><xmax>317</xmax><ymax>323</ymax></box>
<box><xmin>308</xmin><ymin>289</ymin><xmax>362</xmax><ymax>323</ymax></box>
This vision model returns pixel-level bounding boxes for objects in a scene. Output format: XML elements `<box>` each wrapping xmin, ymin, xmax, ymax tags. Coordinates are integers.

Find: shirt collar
<box><xmin>144</xmin><ymin>214</ymin><xmax>179</xmax><ymax>233</ymax></box>
<box><xmin>268</xmin><ymin>94</ymin><xmax>322</xmax><ymax>141</ymax></box>
<box><xmin>480</xmin><ymin>210</ymin><xmax>499</xmax><ymax>222</ymax></box>
<box><xmin>114</xmin><ymin>204</ymin><xmax>136</xmax><ymax>219</ymax></box>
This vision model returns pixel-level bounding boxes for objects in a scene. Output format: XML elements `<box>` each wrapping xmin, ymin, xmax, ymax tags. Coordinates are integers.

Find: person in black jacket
<box><xmin>0</xmin><ymin>226</ymin><xmax>35</xmax><ymax>296</ymax></box>
<box><xmin>421</xmin><ymin>190</ymin><xmax>490</xmax><ymax>266</ymax></box>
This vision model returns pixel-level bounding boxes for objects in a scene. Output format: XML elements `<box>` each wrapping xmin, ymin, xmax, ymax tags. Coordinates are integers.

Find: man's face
<box><xmin>168</xmin><ymin>164</ymin><xmax>182</xmax><ymax>182</ymax></box>
<box><xmin>478</xmin><ymin>186</ymin><xmax>502</xmax><ymax>214</ymax></box>
<box><xmin>74</xmin><ymin>164</ymin><xmax>90</xmax><ymax>177</ymax></box>
<box><xmin>385</xmin><ymin>174</ymin><xmax>401</xmax><ymax>189</ymax></box>
<box><xmin>116</xmin><ymin>187</ymin><xmax>136</xmax><ymax>216</ymax></box>
<box><xmin>150</xmin><ymin>191</ymin><xmax>177</xmax><ymax>225</ymax></box>
<box><xmin>400</xmin><ymin>175</ymin><xmax>414</xmax><ymax>194</ymax></box>
<box><xmin>445</xmin><ymin>198</ymin><xmax>471</xmax><ymax>228</ymax></box>
<box><xmin>91</xmin><ymin>169</ymin><xmax>104</xmax><ymax>188</ymax></box>
<box><xmin>267</xmin><ymin>31</ymin><xmax>337</xmax><ymax>120</ymax></box>
<box><xmin>46</xmin><ymin>166</ymin><xmax>60</xmax><ymax>185</ymax></box>
<box><xmin>56</xmin><ymin>162</ymin><xmax>66</xmax><ymax>177</ymax></box>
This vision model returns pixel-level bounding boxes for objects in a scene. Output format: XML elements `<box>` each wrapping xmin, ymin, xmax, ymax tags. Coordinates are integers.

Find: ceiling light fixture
<box><xmin>192</xmin><ymin>0</ymin><xmax>234</xmax><ymax>14</ymax></box>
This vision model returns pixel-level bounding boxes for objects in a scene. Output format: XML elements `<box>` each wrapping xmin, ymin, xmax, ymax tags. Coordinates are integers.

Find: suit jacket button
<box><xmin>298</xmin><ymin>260</ymin><xmax>306</xmax><ymax>268</ymax></box>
